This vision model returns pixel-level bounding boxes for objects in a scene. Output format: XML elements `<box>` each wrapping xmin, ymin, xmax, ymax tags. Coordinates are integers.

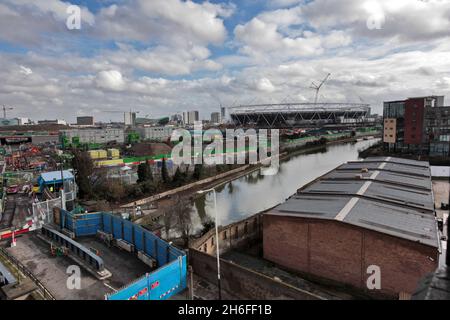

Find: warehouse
<box><xmin>137</xmin><ymin>126</ymin><xmax>174</xmax><ymax>142</ymax></box>
<box><xmin>263</xmin><ymin>157</ymin><xmax>440</xmax><ymax>299</ymax></box>
<box><xmin>61</xmin><ymin>128</ymin><xmax>125</xmax><ymax>144</ymax></box>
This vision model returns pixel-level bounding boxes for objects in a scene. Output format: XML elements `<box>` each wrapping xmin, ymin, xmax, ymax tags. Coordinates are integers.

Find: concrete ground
<box><xmin>191</xmin><ymin>274</ymin><xmax>239</xmax><ymax>300</ymax></box>
<box><xmin>3</xmin><ymin>233</ymin><xmax>151</xmax><ymax>300</ymax></box>
<box><xmin>1</xmin><ymin>192</ymin><xmax>33</xmax><ymax>230</ymax></box>
<box><xmin>222</xmin><ymin>250</ymin><xmax>360</xmax><ymax>300</ymax></box>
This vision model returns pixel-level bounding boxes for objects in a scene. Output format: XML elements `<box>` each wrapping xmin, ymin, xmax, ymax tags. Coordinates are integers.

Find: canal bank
<box><xmin>190</xmin><ymin>138</ymin><xmax>381</xmax><ymax>233</ymax></box>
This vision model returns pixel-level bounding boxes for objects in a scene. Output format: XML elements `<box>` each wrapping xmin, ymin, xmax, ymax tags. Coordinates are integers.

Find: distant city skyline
<box><xmin>1</xmin><ymin>0</ymin><xmax>450</xmax><ymax>122</ymax></box>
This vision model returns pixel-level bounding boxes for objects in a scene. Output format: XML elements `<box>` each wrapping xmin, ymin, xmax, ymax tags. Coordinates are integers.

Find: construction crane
<box><xmin>2</xmin><ymin>105</ymin><xmax>13</xmax><ymax>118</ymax></box>
<box><xmin>310</xmin><ymin>73</ymin><xmax>331</xmax><ymax>104</ymax></box>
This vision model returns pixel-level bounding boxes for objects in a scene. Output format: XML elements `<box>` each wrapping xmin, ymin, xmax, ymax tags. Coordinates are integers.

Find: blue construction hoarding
<box><xmin>60</xmin><ymin>210</ymin><xmax>187</xmax><ymax>300</ymax></box>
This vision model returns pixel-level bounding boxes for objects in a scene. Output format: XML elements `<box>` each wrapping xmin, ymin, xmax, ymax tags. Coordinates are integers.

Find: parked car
<box><xmin>6</xmin><ymin>185</ymin><xmax>19</xmax><ymax>194</ymax></box>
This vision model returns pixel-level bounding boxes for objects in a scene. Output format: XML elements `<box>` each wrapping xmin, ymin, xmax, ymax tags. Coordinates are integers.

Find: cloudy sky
<box><xmin>1</xmin><ymin>0</ymin><xmax>450</xmax><ymax>122</ymax></box>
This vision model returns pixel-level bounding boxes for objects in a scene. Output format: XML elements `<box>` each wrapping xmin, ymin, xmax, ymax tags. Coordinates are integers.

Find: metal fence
<box><xmin>0</xmin><ymin>247</ymin><xmax>56</xmax><ymax>300</ymax></box>
<box><xmin>31</xmin><ymin>198</ymin><xmax>61</xmax><ymax>228</ymax></box>
<box><xmin>31</xmin><ymin>190</ymin><xmax>76</xmax><ymax>229</ymax></box>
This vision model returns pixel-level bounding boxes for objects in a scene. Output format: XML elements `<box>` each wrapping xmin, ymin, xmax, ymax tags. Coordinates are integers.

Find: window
<box><xmin>223</xmin><ymin>231</ymin><xmax>227</xmax><ymax>240</ymax></box>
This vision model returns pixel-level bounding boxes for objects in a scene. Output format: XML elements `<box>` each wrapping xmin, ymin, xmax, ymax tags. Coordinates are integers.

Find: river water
<box><xmin>191</xmin><ymin>138</ymin><xmax>380</xmax><ymax>232</ymax></box>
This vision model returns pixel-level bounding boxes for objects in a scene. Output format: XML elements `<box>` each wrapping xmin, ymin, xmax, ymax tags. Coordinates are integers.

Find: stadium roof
<box><xmin>229</xmin><ymin>103</ymin><xmax>370</xmax><ymax>115</ymax></box>
<box><xmin>266</xmin><ymin>157</ymin><xmax>439</xmax><ymax>248</ymax></box>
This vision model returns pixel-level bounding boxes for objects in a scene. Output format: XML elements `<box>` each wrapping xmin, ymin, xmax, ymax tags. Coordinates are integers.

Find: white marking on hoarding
<box><xmin>104</xmin><ymin>282</ymin><xmax>117</xmax><ymax>292</ymax></box>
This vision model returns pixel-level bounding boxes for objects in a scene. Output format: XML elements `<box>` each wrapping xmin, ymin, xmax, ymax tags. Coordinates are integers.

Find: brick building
<box><xmin>263</xmin><ymin>157</ymin><xmax>440</xmax><ymax>299</ymax></box>
<box><xmin>383</xmin><ymin>96</ymin><xmax>450</xmax><ymax>156</ymax></box>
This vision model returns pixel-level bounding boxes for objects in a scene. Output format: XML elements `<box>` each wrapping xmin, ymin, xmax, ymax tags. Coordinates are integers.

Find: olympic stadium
<box><xmin>229</xmin><ymin>103</ymin><xmax>372</xmax><ymax>128</ymax></box>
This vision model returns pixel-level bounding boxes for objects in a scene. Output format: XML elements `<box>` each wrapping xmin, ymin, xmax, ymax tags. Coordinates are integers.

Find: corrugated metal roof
<box><xmin>40</xmin><ymin>170</ymin><xmax>74</xmax><ymax>182</ymax></box>
<box><xmin>301</xmin><ymin>180</ymin><xmax>434</xmax><ymax>212</ymax></box>
<box><xmin>364</xmin><ymin>157</ymin><xmax>430</xmax><ymax>168</ymax></box>
<box><xmin>266</xmin><ymin>157</ymin><xmax>439</xmax><ymax>248</ymax></box>
<box><xmin>323</xmin><ymin>170</ymin><xmax>431</xmax><ymax>190</ymax></box>
<box><xmin>347</xmin><ymin>199</ymin><xmax>438</xmax><ymax>247</ymax></box>
<box><xmin>338</xmin><ymin>162</ymin><xmax>430</xmax><ymax>177</ymax></box>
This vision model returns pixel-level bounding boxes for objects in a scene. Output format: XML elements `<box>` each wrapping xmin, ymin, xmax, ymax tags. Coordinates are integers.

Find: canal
<box><xmin>191</xmin><ymin>138</ymin><xmax>380</xmax><ymax>232</ymax></box>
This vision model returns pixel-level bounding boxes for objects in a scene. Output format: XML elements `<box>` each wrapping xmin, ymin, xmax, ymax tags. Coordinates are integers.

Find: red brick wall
<box><xmin>309</xmin><ymin>220</ymin><xmax>363</xmax><ymax>288</ymax></box>
<box><xmin>263</xmin><ymin>215</ymin><xmax>309</xmax><ymax>272</ymax></box>
<box><xmin>404</xmin><ymin>98</ymin><xmax>425</xmax><ymax>145</ymax></box>
<box><xmin>363</xmin><ymin>231</ymin><xmax>438</xmax><ymax>295</ymax></box>
<box><xmin>263</xmin><ymin>215</ymin><xmax>438</xmax><ymax>298</ymax></box>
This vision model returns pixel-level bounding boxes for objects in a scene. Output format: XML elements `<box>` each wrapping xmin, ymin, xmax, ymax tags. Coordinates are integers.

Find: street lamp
<box><xmin>197</xmin><ymin>188</ymin><xmax>221</xmax><ymax>300</ymax></box>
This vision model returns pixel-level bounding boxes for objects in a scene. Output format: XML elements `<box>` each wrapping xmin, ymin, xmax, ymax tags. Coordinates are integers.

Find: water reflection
<box><xmin>191</xmin><ymin>139</ymin><xmax>380</xmax><ymax>232</ymax></box>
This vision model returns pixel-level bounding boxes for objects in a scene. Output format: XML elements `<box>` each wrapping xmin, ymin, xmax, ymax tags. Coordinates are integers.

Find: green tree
<box><xmin>192</xmin><ymin>164</ymin><xmax>203</xmax><ymax>180</ymax></box>
<box><xmin>71</xmin><ymin>149</ymin><xmax>94</xmax><ymax>199</ymax></box>
<box><xmin>172</xmin><ymin>166</ymin><xmax>188</xmax><ymax>187</ymax></box>
<box><xmin>161</xmin><ymin>158</ymin><xmax>170</xmax><ymax>184</ymax></box>
<box><xmin>137</xmin><ymin>162</ymin><xmax>153</xmax><ymax>183</ymax></box>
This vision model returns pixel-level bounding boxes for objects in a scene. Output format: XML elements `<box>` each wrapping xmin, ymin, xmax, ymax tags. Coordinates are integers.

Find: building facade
<box><xmin>183</xmin><ymin>111</ymin><xmax>199</xmax><ymax>125</ymax></box>
<box><xmin>211</xmin><ymin>112</ymin><xmax>220</xmax><ymax>124</ymax></box>
<box><xmin>124</xmin><ymin>112</ymin><xmax>137</xmax><ymax>126</ymax></box>
<box><xmin>424</xmin><ymin>107</ymin><xmax>450</xmax><ymax>156</ymax></box>
<box><xmin>76</xmin><ymin>116</ymin><xmax>94</xmax><ymax>126</ymax></box>
<box><xmin>137</xmin><ymin>126</ymin><xmax>174</xmax><ymax>142</ymax></box>
<box><xmin>38</xmin><ymin>119</ymin><xmax>67</xmax><ymax>125</ymax></box>
<box><xmin>263</xmin><ymin>157</ymin><xmax>440</xmax><ymax>299</ymax></box>
<box><xmin>61</xmin><ymin>128</ymin><xmax>125</xmax><ymax>144</ymax></box>
<box><xmin>383</xmin><ymin>96</ymin><xmax>449</xmax><ymax>155</ymax></box>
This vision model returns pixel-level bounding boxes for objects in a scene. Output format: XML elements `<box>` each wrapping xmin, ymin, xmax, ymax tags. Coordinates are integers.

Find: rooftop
<box><xmin>266</xmin><ymin>157</ymin><xmax>439</xmax><ymax>248</ymax></box>
<box><xmin>39</xmin><ymin>170</ymin><xmax>74</xmax><ymax>182</ymax></box>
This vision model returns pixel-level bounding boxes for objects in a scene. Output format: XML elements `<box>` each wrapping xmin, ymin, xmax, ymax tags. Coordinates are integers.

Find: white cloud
<box><xmin>95</xmin><ymin>70</ymin><xmax>126</xmax><ymax>91</ymax></box>
<box><xmin>19</xmin><ymin>66</ymin><xmax>32</xmax><ymax>76</ymax></box>
<box><xmin>1</xmin><ymin>0</ymin><xmax>450</xmax><ymax>122</ymax></box>
<box><xmin>256</xmin><ymin>78</ymin><xmax>276</xmax><ymax>92</ymax></box>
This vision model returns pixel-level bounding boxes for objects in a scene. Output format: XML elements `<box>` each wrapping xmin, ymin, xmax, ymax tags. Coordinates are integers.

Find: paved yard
<box><xmin>3</xmin><ymin>233</ymin><xmax>151</xmax><ymax>300</ymax></box>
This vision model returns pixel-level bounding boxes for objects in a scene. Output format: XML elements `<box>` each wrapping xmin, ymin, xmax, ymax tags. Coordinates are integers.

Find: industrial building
<box><xmin>263</xmin><ymin>157</ymin><xmax>440</xmax><ymax>299</ymax></box>
<box><xmin>76</xmin><ymin>116</ymin><xmax>94</xmax><ymax>126</ymax></box>
<box><xmin>38</xmin><ymin>119</ymin><xmax>67</xmax><ymax>125</ymax></box>
<box><xmin>229</xmin><ymin>103</ymin><xmax>371</xmax><ymax>128</ymax></box>
<box><xmin>383</xmin><ymin>95</ymin><xmax>450</xmax><ymax>156</ymax></box>
<box><xmin>61</xmin><ymin>128</ymin><xmax>125</xmax><ymax>144</ymax></box>
<box><xmin>137</xmin><ymin>126</ymin><xmax>174</xmax><ymax>142</ymax></box>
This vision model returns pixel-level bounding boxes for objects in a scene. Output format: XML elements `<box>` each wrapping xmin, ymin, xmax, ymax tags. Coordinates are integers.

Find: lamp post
<box><xmin>197</xmin><ymin>188</ymin><xmax>221</xmax><ymax>300</ymax></box>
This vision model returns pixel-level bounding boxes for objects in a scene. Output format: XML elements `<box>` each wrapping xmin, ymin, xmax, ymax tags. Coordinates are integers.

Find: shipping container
<box><xmin>108</xmin><ymin>148</ymin><xmax>120</xmax><ymax>159</ymax></box>
<box><xmin>88</xmin><ymin>150</ymin><xmax>100</xmax><ymax>159</ymax></box>
<box><xmin>97</xmin><ymin>150</ymin><xmax>108</xmax><ymax>159</ymax></box>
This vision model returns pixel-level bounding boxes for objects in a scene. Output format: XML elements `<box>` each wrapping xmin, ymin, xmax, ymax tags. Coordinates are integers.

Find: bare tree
<box><xmin>162</xmin><ymin>208</ymin><xmax>173</xmax><ymax>239</ymax></box>
<box><xmin>166</xmin><ymin>196</ymin><xmax>193</xmax><ymax>247</ymax></box>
